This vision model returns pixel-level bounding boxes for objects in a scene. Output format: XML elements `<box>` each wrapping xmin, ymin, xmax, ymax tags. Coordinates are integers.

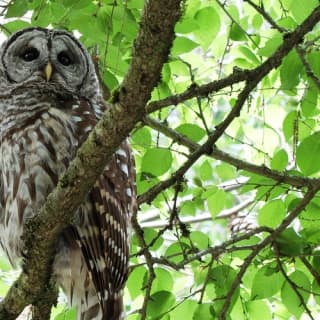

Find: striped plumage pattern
<box><xmin>0</xmin><ymin>27</ymin><xmax>136</xmax><ymax>319</ymax></box>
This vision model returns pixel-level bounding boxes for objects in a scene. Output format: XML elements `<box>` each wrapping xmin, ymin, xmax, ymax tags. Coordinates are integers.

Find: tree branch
<box><xmin>0</xmin><ymin>0</ymin><xmax>184</xmax><ymax>318</ymax></box>
<box><xmin>140</xmin><ymin>199</ymin><xmax>254</xmax><ymax>228</ymax></box>
<box><xmin>143</xmin><ymin>116</ymin><xmax>315</xmax><ymax>192</ymax></box>
<box><xmin>243</xmin><ymin>0</ymin><xmax>286</xmax><ymax>32</ymax></box>
<box><xmin>146</xmin><ymin>5</ymin><xmax>320</xmax><ymax>114</ymax></box>
<box><xmin>275</xmin><ymin>245</ymin><xmax>314</xmax><ymax>320</ymax></box>
<box><xmin>220</xmin><ymin>182</ymin><xmax>320</xmax><ymax>319</ymax></box>
<box><xmin>146</xmin><ymin>68</ymin><xmax>249</xmax><ymax>114</ymax></box>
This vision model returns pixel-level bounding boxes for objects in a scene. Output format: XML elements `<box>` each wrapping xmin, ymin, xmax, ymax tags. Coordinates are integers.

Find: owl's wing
<box><xmin>76</xmin><ymin>140</ymin><xmax>136</xmax><ymax>310</ymax></box>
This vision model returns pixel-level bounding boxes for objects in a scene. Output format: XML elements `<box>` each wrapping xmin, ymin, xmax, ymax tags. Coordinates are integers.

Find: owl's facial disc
<box><xmin>2</xmin><ymin>28</ymin><xmax>89</xmax><ymax>93</ymax></box>
<box><xmin>2</xmin><ymin>29</ymin><xmax>48</xmax><ymax>83</ymax></box>
<box><xmin>50</xmin><ymin>34</ymin><xmax>89</xmax><ymax>89</ymax></box>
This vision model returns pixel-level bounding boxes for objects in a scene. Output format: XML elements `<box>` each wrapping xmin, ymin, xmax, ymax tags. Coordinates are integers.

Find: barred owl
<box><xmin>0</xmin><ymin>27</ymin><xmax>136</xmax><ymax>320</ymax></box>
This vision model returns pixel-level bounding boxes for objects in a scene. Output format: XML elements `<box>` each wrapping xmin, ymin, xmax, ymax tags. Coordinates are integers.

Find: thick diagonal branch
<box><xmin>0</xmin><ymin>1</ymin><xmax>184</xmax><ymax>319</ymax></box>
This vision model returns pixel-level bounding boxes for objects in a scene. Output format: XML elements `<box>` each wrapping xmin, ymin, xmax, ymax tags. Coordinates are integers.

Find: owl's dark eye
<box><xmin>20</xmin><ymin>47</ymin><xmax>40</xmax><ymax>62</ymax></box>
<box><xmin>58</xmin><ymin>51</ymin><xmax>73</xmax><ymax>66</ymax></box>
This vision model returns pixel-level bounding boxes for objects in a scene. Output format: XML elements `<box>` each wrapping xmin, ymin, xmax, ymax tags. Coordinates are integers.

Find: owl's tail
<box><xmin>79</xmin><ymin>293</ymin><xmax>125</xmax><ymax>320</ymax></box>
<box><xmin>103</xmin><ymin>294</ymin><xmax>125</xmax><ymax>320</ymax></box>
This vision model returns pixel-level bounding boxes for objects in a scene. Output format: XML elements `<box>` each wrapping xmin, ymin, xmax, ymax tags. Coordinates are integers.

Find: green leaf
<box><xmin>180</xmin><ymin>200</ymin><xmax>197</xmax><ymax>216</ymax></box>
<box><xmin>153</xmin><ymin>81</ymin><xmax>171</xmax><ymax>100</ymax></box>
<box><xmin>290</xmin><ymin>0</ymin><xmax>318</xmax><ymax>24</ymax></box>
<box><xmin>230</xmin><ymin>23</ymin><xmax>247</xmax><ymax>41</ymax></box>
<box><xmin>127</xmin><ymin>265</ymin><xmax>147</xmax><ymax>300</ymax></box>
<box><xmin>193</xmin><ymin>304</ymin><xmax>214</xmax><ymax>319</ymax></box>
<box><xmin>280</xmin><ymin>51</ymin><xmax>303</xmax><ymax>90</ymax></box>
<box><xmin>175</xmin><ymin>124</ymin><xmax>206</xmax><ymax>143</ymax></box>
<box><xmin>299</xmin><ymin>202</ymin><xmax>320</xmax><ymax>229</ymax></box>
<box><xmin>170</xmin><ymin>300</ymin><xmax>198</xmax><ymax>320</ymax></box>
<box><xmin>199</xmin><ymin>160</ymin><xmax>213</xmax><ymax>181</ymax></box>
<box><xmin>281</xmin><ymin>270</ymin><xmax>311</xmax><ymax>318</ymax></box>
<box><xmin>278</xmin><ymin>16</ymin><xmax>297</xmax><ymax>29</ymax></box>
<box><xmin>246</xmin><ymin>301</ymin><xmax>272</xmax><ymax>320</ymax></box>
<box><xmin>301</xmin><ymin>228</ymin><xmax>320</xmax><ymax>244</ymax></box>
<box><xmin>2</xmin><ymin>20</ymin><xmax>31</xmax><ymax>35</ymax></box>
<box><xmin>151</xmin><ymin>268</ymin><xmax>174</xmax><ymax>294</ymax></box>
<box><xmin>165</xmin><ymin>242</ymin><xmax>190</xmax><ymax>264</ymax></box>
<box><xmin>307</xmin><ymin>51</ymin><xmax>320</xmax><ymax>79</ymax></box>
<box><xmin>169</xmin><ymin>59</ymin><xmax>190</xmax><ymax>76</ymax></box>
<box><xmin>312</xmin><ymin>278</ymin><xmax>320</xmax><ymax>305</ymax></box>
<box><xmin>296</xmin><ymin>132</ymin><xmax>320</xmax><ymax>175</ymax></box>
<box><xmin>6</xmin><ymin>1</ymin><xmax>29</xmax><ymax>18</ymax></box>
<box><xmin>141</xmin><ymin>148</ymin><xmax>173</xmax><ymax>176</ymax></box>
<box><xmin>231</xmin><ymin>236</ymin><xmax>260</xmax><ymax>260</ymax></box>
<box><xmin>69</xmin><ymin>14</ymin><xmax>104</xmax><ymax>42</ymax></box>
<box><xmin>258</xmin><ymin>35</ymin><xmax>282</xmax><ymax>57</ymax></box>
<box><xmin>252</xmin><ymin>14</ymin><xmax>263</xmax><ymax>29</ymax></box>
<box><xmin>275</xmin><ymin>228</ymin><xmax>306</xmax><ymax>257</ymax></box>
<box><xmin>131</xmin><ymin>127</ymin><xmax>152</xmax><ymax>148</ymax></box>
<box><xmin>194</xmin><ymin>7</ymin><xmax>220</xmax><ymax>51</ymax></box>
<box><xmin>63</xmin><ymin>0</ymin><xmax>92</xmax><ymax>10</ymax></box>
<box><xmin>258</xmin><ymin>200</ymin><xmax>286</xmax><ymax>228</ymax></box>
<box><xmin>105</xmin><ymin>44</ymin><xmax>130</xmax><ymax>75</ymax></box>
<box><xmin>143</xmin><ymin>228</ymin><xmax>164</xmax><ymax>251</ymax></box>
<box><xmin>175</xmin><ymin>17</ymin><xmax>199</xmax><ymax>34</ymax></box>
<box><xmin>54</xmin><ymin>308</ymin><xmax>77</xmax><ymax>320</ymax></box>
<box><xmin>207</xmin><ymin>189</ymin><xmax>226</xmax><ymax>218</ymax></box>
<box><xmin>282</xmin><ymin>110</ymin><xmax>298</xmax><ymax>142</ymax></box>
<box><xmin>146</xmin><ymin>291</ymin><xmax>175</xmax><ymax>319</ymax></box>
<box><xmin>171</xmin><ymin>37</ymin><xmax>198</xmax><ymax>56</ymax></box>
<box><xmin>301</xmin><ymin>86</ymin><xmax>318</xmax><ymax>117</ymax></box>
<box><xmin>161</xmin><ymin>63</ymin><xmax>171</xmax><ymax>83</ymax></box>
<box><xmin>216</xmin><ymin>163</ymin><xmax>236</xmax><ymax>180</ymax></box>
<box><xmin>103</xmin><ymin>70</ymin><xmax>119</xmax><ymax>91</ymax></box>
<box><xmin>270</xmin><ymin>149</ymin><xmax>288</xmax><ymax>171</ymax></box>
<box><xmin>251</xmin><ymin>264</ymin><xmax>284</xmax><ymax>299</ymax></box>
<box><xmin>237</xmin><ymin>46</ymin><xmax>260</xmax><ymax>65</ymax></box>
<box><xmin>210</xmin><ymin>265</ymin><xmax>239</xmax><ymax>315</ymax></box>
<box><xmin>190</xmin><ymin>231</ymin><xmax>210</xmax><ymax>250</ymax></box>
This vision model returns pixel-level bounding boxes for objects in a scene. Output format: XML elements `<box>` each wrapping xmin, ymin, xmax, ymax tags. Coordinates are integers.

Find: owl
<box><xmin>0</xmin><ymin>27</ymin><xmax>136</xmax><ymax>320</ymax></box>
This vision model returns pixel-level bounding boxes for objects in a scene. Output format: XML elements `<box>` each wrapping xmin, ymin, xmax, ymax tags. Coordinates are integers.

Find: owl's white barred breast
<box><xmin>0</xmin><ymin>91</ymin><xmax>90</xmax><ymax>262</ymax></box>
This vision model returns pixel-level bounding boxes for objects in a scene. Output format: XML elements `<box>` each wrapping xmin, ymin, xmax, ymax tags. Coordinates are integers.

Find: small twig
<box><xmin>140</xmin><ymin>198</ymin><xmax>254</xmax><ymax>228</ymax></box>
<box><xmin>142</xmin><ymin>116</ymin><xmax>315</xmax><ymax>202</ymax></box>
<box><xmin>215</xmin><ymin>0</ymin><xmax>259</xmax><ymax>48</ymax></box>
<box><xmin>275</xmin><ymin>245</ymin><xmax>314</xmax><ymax>320</ymax></box>
<box><xmin>152</xmin><ymin>227</ymin><xmax>273</xmax><ymax>270</ymax></box>
<box><xmin>300</xmin><ymin>256</ymin><xmax>320</xmax><ymax>285</ymax></box>
<box><xmin>131</xmin><ymin>211</ymin><xmax>156</xmax><ymax>320</ymax></box>
<box><xmin>146</xmin><ymin>69</ymin><xmax>249</xmax><ymax>114</ymax></box>
<box><xmin>244</xmin><ymin>0</ymin><xmax>286</xmax><ymax>32</ymax></box>
<box><xmin>296</xmin><ymin>45</ymin><xmax>320</xmax><ymax>90</ymax></box>
<box><xmin>199</xmin><ymin>257</ymin><xmax>215</xmax><ymax>304</ymax></box>
<box><xmin>0</xmin><ymin>0</ymin><xmax>13</xmax><ymax>17</ymax></box>
<box><xmin>219</xmin><ymin>183</ymin><xmax>320</xmax><ymax>319</ymax></box>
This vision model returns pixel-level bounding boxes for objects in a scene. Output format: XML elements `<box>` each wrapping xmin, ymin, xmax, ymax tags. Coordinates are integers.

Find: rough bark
<box><xmin>0</xmin><ymin>0</ymin><xmax>184</xmax><ymax>319</ymax></box>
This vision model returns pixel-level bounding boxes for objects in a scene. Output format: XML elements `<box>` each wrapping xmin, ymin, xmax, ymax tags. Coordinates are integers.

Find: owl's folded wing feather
<box><xmin>76</xmin><ymin>140</ymin><xmax>136</xmax><ymax>315</ymax></box>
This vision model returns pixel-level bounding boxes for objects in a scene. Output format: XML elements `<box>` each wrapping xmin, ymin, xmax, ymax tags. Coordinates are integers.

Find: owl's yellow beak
<box><xmin>44</xmin><ymin>63</ymin><xmax>53</xmax><ymax>82</ymax></box>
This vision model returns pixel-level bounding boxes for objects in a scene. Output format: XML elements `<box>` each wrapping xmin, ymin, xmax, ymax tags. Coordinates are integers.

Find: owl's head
<box><xmin>0</xmin><ymin>27</ymin><xmax>100</xmax><ymax>99</ymax></box>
